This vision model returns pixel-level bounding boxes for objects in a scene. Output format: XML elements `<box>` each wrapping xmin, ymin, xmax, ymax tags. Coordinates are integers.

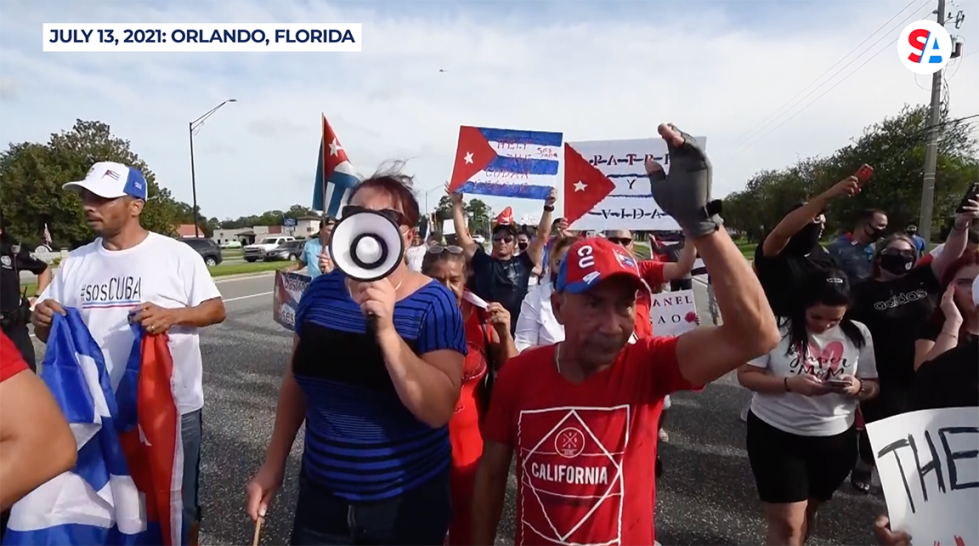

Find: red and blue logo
<box><xmin>898</xmin><ymin>20</ymin><xmax>952</xmax><ymax>74</ymax></box>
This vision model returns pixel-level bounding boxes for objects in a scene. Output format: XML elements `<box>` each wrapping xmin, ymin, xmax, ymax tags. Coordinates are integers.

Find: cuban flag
<box><xmin>3</xmin><ymin>309</ymin><xmax>183</xmax><ymax>546</ymax></box>
<box><xmin>448</xmin><ymin>126</ymin><xmax>562</xmax><ymax>200</ymax></box>
<box><xmin>312</xmin><ymin>114</ymin><xmax>360</xmax><ymax>219</ymax></box>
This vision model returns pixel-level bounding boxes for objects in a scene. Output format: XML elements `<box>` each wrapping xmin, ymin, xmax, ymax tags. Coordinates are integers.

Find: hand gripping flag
<box><xmin>3</xmin><ymin>310</ymin><xmax>183</xmax><ymax>546</ymax></box>
<box><xmin>312</xmin><ymin>114</ymin><xmax>361</xmax><ymax>219</ymax></box>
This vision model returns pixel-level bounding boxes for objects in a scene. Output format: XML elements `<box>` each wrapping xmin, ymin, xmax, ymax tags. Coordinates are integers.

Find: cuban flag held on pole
<box><xmin>448</xmin><ymin>126</ymin><xmax>562</xmax><ymax>200</ymax></box>
<box><xmin>3</xmin><ymin>310</ymin><xmax>184</xmax><ymax>546</ymax></box>
<box><xmin>312</xmin><ymin>114</ymin><xmax>361</xmax><ymax>219</ymax></box>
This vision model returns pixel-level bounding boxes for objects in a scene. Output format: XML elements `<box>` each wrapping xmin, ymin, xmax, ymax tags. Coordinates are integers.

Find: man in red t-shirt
<box><xmin>0</xmin><ymin>332</ymin><xmax>77</xmax><ymax>535</ymax></box>
<box><xmin>471</xmin><ymin>124</ymin><xmax>780</xmax><ymax>546</ymax></box>
<box><xmin>604</xmin><ymin>230</ymin><xmax>697</xmax><ymax>338</ymax></box>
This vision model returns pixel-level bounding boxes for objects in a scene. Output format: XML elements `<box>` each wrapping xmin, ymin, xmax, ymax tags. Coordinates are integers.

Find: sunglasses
<box><xmin>607</xmin><ymin>237</ymin><xmax>633</xmax><ymax>246</ymax></box>
<box><xmin>427</xmin><ymin>245</ymin><xmax>464</xmax><ymax>255</ymax></box>
<box><xmin>493</xmin><ymin>235</ymin><xmax>514</xmax><ymax>243</ymax></box>
<box><xmin>343</xmin><ymin>205</ymin><xmax>407</xmax><ymax>226</ymax></box>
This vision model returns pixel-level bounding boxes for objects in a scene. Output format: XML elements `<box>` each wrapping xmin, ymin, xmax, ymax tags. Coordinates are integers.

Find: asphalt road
<box><xmin>29</xmin><ymin>274</ymin><xmax>886</xmax><ymax>545</ymax></box>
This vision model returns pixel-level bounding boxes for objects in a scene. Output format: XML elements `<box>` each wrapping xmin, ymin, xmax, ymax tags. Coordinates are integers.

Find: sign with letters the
<box><xmin>565</xmin><ymin>137</ymin><xmax>706</xmax><ymax>232</ymax></box>
<box><xmin>867</xmin><ymin>408</ymin><xmax>978</xmax><ymax>546</ymax></box>
<box><xmin>650</xmin><ymin>289</ymin><xmax>698</xmax><ymax>336</ymax></box>
<box><xmin>272</xmin><ymin>270</ymin><xmax>310</xmax><ymax>330</ymax></box>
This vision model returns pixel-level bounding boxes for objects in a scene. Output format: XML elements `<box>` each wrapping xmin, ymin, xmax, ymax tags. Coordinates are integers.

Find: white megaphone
<box><xmin>329</xmin><ymin>209</ymin><xmax>406</xmax><ymax>332</ymax></box>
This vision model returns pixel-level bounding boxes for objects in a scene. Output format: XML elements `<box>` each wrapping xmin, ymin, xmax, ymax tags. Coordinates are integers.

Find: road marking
<box><xmin>223</xmin><ymin>291</ymin><xmax>273</xmax><ymax>303</ymax></box>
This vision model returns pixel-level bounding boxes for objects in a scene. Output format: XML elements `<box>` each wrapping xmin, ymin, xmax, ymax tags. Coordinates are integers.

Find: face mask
<box><xmin>879</xmin><ymin>253</ymin><xmax>914</xmax><ymax>275</ymax></box>
<box><xmin>866</xmin><ymin>226</ymin><xmax>884</xmax><ymax>240</ymax></box>
<box><xmin>518</xmin><ymin>242</ymin><xmax>528</xmax><ymax>251</ymax></box>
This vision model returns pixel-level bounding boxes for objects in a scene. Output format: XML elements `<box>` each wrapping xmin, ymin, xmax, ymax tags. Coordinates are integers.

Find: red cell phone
<box><xmin>855</xmin><ymin>164</ymin><xmax>874</xmax><ymax>184</ymax></box>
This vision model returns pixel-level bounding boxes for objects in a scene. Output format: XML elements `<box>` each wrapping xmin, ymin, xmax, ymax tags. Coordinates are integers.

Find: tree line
<box><xmin>0</xmin><ymin>120</ymin><xmax>324</xmax><ymax>248</ymax></box>
<box><xmin>724</xmin><ymin>105</ymin><xmax>979</xmax><ymax>242</ymax></box>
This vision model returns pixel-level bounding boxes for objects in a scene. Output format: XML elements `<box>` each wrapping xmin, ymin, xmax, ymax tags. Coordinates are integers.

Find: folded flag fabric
<box><xmin>3</xmin><ymin>309</ymin><xmax>183</xmax><ymax>546</ymax></box>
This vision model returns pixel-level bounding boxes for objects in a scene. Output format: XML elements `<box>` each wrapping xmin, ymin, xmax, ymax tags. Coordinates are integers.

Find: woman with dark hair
<box><xmin>738</xmin><ymin>269</ymin><xmax>879</xmax><ymax>546</ymax></box>
<box><xmin>420</xmin><ymin>244</ymin><xmax>517</xmax><ymax>545</ymax></box>
<box><xmin>246</xmin><ymin>171</ymin><xmax>468</xmax><ymax>545</ymax></box>
<box><xmin>848</xmin><ymin>200</ymin><xmax>978</xmax><ymax>493</ymax></box>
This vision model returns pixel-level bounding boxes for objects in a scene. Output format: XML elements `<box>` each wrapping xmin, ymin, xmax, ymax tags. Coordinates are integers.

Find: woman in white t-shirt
<box><xmin>737</xmin><ymin>269</ymin><xmax>880</xmax><ymax>546</ymax></box>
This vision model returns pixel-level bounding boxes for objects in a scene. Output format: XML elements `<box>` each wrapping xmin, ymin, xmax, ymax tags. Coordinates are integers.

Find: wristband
<box><xmin>543</xmin><ymin>205</ymin><xmax>555</xmax><ymax>212</ymax></box>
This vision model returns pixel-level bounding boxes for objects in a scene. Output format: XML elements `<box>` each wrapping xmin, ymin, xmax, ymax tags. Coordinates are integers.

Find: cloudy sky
<box><xmin>1</xmin><ymin>0</ymin><xmax>977</xmax><ymax>222</ymax></box>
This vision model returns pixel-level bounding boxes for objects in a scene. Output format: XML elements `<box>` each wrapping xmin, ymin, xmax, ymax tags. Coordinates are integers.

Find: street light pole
<box><xmin>189</xmin><ymin>99</ymin><xmax>237</xmax><ymax>238</ymax></box>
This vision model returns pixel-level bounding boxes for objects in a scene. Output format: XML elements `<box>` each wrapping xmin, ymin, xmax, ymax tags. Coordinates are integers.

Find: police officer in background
<box><xmin>0</xmin><ymin>212</ymin><xmax>51</xmax><ymax>371</ymax></box>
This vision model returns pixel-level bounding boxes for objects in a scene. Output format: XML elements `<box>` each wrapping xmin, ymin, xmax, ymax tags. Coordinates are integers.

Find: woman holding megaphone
<box><xmin>246</xmin><ymin>170</ymin><xmax>468</xmax><ymax>545</ymax></box>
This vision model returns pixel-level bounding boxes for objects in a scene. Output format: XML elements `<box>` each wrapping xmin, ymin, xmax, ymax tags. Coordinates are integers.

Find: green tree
<box><xmin>0</xmin><ymin>119</ymin><xmax>183</xmax><ymax>248</ymax></box>
<box><xmin>466</xmin><ymin>198</ymin><xmax>491</xmax><ymax>236</ymax></box>
<box><xmin>724</xmin><ymin>105</ymin><xmax>978</xmax><ymax>242</ymax></box>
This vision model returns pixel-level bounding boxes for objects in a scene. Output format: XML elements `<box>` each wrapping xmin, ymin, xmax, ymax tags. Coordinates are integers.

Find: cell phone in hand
<box><xmin>855</xmin><ymin>164</ymin><xmax>874</xmax><ymax>184</ymax></box>
<box><xmin>826</xmin><ymin>378</ymin><xmax>850</xmax><ymax>389</ymax></box>
<box><xmin>955</xmin><ymin>182</ymin><xmax>979</xmax><ymax>213</ymax></box>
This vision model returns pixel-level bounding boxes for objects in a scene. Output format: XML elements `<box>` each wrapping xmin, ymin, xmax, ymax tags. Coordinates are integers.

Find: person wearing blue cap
<box><xmin>29</xmin><ymin>161</ymin><xmax>227</xmax><ymax>546</ymax></box>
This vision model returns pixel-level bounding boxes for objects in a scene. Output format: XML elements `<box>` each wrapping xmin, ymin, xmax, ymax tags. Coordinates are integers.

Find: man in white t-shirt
<box><xmin>31</xmin><ymin>161</ymin><xmax>226</xmax><ymax>546</ymax></box>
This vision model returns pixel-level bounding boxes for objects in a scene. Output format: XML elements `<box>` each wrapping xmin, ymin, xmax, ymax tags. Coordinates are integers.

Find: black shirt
<box><xmin>469</xmin><ymin>247</ymin><xmax>534</xmax><ymax>331</ymax></box>
<box><xmin>911</xmin><ymin>335</ymin><xmax>979</xmax><ymax>410</ymax></box>
<box><xmin>0</xmin><ymin>239</ymin><xmax>49</xmax><ymax>311</ymax></box>
<box><xmin>753</xmin><ymin>243</ymin><xmax>837</xmax><ymax>317</ymax></box>
<box><xmin>849</xmin><ymin>265</ymin><xmax>942</xmax><ymax>391</ymax></box>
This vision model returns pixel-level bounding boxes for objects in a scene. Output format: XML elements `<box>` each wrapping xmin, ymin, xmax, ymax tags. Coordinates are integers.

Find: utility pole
<box><xmin>918</xmin><ymin>0</ymin><xmax>946</xmax><ymax>244</ymax></box>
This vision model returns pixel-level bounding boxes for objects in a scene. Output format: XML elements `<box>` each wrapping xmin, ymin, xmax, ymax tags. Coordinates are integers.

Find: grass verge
<box><xmin>21</xmin><ymin>260</ymin><xmax>290</xmax><ymax>298</ymax></box>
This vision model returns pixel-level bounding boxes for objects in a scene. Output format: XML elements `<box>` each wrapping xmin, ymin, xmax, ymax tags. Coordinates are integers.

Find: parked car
<box><xmin>264</xmin><ymin>240</ymin><xmax>305</xmax><ymax>262</ymax></box>
<box><xmin>180</xmin><ymin>238</ymin><xmax>223</xmax><ymax>267</ymax></box>
<box><xmin>243</xmin><ymin>236</ymin><xmax>295</xmax><ymax>262</ymax></box>
<box><xmin>220</xmin><ymin>240</ymin><xmax>242</xmax><ymax>249</ymax></box>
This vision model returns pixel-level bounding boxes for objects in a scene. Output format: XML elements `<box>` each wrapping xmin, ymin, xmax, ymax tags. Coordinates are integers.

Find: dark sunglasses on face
<box><xmin>342</xmin><ymin>205</ymin><xmax>407</xmax><ymax>226</ymax></box>
<box><xmin>493</xmin><ymin>235</ymin><xmax>513</xmax><ymax>243</ymax></box>
<box><xmin>607</xmin><ymin>237</ymin><xmax>632</xmax><ymax>246</ymax></box>
<box><xmin>427</xmin><ymin>245</ymin><xmax>464</xmax><ymax>255</ymax></box>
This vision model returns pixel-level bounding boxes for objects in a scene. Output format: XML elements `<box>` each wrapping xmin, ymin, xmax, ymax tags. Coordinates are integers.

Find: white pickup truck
<box><xmin>243</xmin><ymin>236</ymin><xmax>295</xmax><ymax>262</ymax></box>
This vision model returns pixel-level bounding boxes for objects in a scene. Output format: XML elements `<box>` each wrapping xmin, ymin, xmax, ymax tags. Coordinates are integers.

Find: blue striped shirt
<box><xmin>293</xmin><ymin>271</ymin><xmax>467</xmax><ymax>501</ymax></box>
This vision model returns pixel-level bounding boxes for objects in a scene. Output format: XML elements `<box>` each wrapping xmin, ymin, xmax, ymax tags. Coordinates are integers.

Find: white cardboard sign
<box><xmin>565</xmin><ymin>137</ymin><xmax>707</xmax><ymax>232</ymax></box>
<box><xmin>650</xmin><ymin>289</ymin><xmax>699</xmax><ymax>336</ymax></box>
<box><xmin>866</xmin><ymin>407</ymin><xmax>978</xmax><ymax>546</ymax></box>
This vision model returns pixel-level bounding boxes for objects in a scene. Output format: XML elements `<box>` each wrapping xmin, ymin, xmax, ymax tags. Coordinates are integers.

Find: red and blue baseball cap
<box><xmin>555</xmin><ymin>237</ymin><xmax>645</xmax><ymax>294</ymax></box>
<box><xmin>63</xmin><ymin>162</ymin><xmax>148</xmax><ymax>200</ymax></box>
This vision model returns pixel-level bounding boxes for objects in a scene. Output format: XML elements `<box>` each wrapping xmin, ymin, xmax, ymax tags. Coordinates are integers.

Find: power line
<box><xmin>728</xmin><ymin>3</ymin><xmax>934</xmax><ymax>158</ymax></box>
<box><xmin>733</xmin><ymin>0</ymin><xmax>928</xmax><ymax>145</ymax></box>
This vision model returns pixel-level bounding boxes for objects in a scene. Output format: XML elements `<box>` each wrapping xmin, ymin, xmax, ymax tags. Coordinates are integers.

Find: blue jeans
<box><xmin>181</xmin><ymin>410</ymin><xmax>203</xmax><ymax>544</ymax></box>
<box><xmin>290</xmin><ymin>469</ymin><xmax>451</xmax><ymax>545</ymax></box>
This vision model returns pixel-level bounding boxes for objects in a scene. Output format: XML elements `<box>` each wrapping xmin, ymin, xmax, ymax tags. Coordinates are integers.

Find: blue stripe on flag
<box><xmin>325</xmin><ymin>170</ymin><xmax>361</xmax><ymax>219</ymax></box>
<box><xmin>2</xmin><ymin>521</ymin><xmax>164</xmax><ymax>546</ymax></box>
<box><xmin>479</xmin><ymin>128</ymin><xmax>562</xmax><ymax>147</ymax></box>
<box><xmin>457</xmin><ymin>182</ymin><xmax>552</xmax><ymax>200</ymax></box>
<box><xmin>312</xmin><ymin>140</ymin><xmax>325</xmax><ymax>211</ymax></box>
<box><xmin>485</xmin><ymin>156</ymin><xmax>559</xmax><ymax>176</ymax></box>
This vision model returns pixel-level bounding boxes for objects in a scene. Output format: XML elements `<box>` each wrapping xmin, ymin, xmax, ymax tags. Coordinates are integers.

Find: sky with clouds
<box><xmin>1</xmin><ymin>0</ymin><xmax>977</xmax><ymax>223</ymax></box>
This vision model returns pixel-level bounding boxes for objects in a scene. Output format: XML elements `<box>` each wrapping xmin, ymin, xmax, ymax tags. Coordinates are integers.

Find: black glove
<box><xmin>647</xmin><ymin>125</ymin><xmax>723</xmax><ymax>239</ymax></box>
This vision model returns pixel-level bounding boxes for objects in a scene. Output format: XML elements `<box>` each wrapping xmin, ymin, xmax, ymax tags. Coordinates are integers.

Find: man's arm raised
<box><xmin>645</xmin><ymin>123</ymin><xmax>780</xmax><ymax>385</ymax></box>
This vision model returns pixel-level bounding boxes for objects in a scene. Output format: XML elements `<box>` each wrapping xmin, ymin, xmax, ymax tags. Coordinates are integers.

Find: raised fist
<box><xmin>646</xmin><ymin>124</ymin><xmax>722</xmax><ymax>239</ymax></box>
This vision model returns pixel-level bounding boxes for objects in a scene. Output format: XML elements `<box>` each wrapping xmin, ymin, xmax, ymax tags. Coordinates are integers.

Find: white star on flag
<box><xmin>464</xmin><ymin>152</ymin><xmax>474</xmax><ymax>164</ymax></box>
<box><xmin>574</xmin><ymin>181</ymin><xmax>587</xmax><ymax>192</ymax></box>
<box><xmin>329</xmin><ymin>138</ymin><xmax>343</xmax><ymax>156</ymax></box>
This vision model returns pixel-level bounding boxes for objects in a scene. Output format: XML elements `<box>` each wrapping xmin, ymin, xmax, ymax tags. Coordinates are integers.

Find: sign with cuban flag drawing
<box><xmin>448</xmin><ymin>126</ymin><xmax>563</xmax><ymax>200</ymax></box>
<box><xmin>312</xmin><ymin>114</ymin><xmax>361</xmax><ymax>219</ymax></box>
<box><xmin>564</xmin><ymin>137</ymin><xmax>707</xmax><ymax>231</ymax></box>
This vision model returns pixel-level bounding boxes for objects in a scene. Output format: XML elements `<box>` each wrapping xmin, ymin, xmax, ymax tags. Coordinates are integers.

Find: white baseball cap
<box><xmin>63</xmin><ymin>162</ymin><xmax>148</xmax><ymax>200</ymax></box>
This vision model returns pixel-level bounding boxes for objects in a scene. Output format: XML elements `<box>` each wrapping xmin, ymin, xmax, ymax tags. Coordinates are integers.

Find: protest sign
<box><xmin>650</xmin><ymin>289</ymin><xmax>698</xmax><ymax>336</ymax></box>
<box><xmin>867</xmin><ymin>407</ymin><xmax>978</xmax><ymax>546</ymax></box>
<box><xmin>273</xmin><ymin>270</ymin><xmax>310</xmax><ymax>330</ymax></box>
<box><xmin>565</xmin><ymin>137</ymin><xmax>707</xmax><ymax>231</ymax></box>
<box><xmin>449</xmin><ymin>126</ymin><xmax>562</xmax><ymax>200</ymax></box>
